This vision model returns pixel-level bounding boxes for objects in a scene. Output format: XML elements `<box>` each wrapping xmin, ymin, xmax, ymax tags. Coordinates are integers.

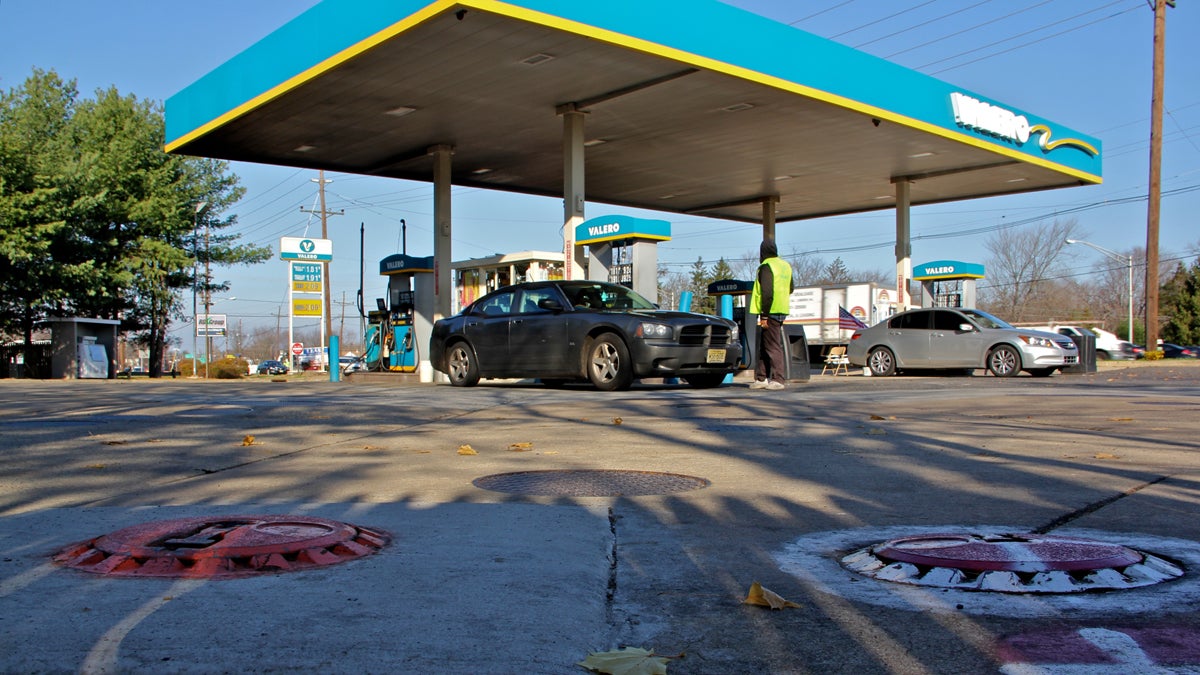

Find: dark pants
<box><xmin>755</xmin><ymin>317</ymin><xmax>787</xmax><ymax>383</ymax></box>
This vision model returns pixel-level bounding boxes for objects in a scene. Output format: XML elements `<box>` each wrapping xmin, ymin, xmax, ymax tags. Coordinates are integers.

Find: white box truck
<box><xmin>784</xmin><ymin>283</ymin><xmax>898</xmax><ymax>346</ymax></box>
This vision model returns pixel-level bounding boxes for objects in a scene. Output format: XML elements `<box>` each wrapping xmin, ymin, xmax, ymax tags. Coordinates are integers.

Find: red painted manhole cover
<box><xmin>53</xmin><ymin>515</ymin><xmax>389</xmax><ymax>578</ymax></box>
<box><xmin>842</xmin><ymin>532</ymin><xmax>1184</xmax><ymax>593</ymax></box>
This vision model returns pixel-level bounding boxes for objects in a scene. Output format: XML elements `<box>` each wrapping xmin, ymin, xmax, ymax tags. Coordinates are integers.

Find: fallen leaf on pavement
<box><xmin>869</xmin><ymin>415</ymin><xmax>897</xmax><ymax>421</ymax></box>
<box><xmin>743</xmin><ymin>581</ymin><xmax>801</xmax><ymax>609</ymax></box>
<box><xmin>457</xmin><ymin>444</ymin><xmax>477</xmax><ymax>455</ymax></box>
<box><xmin>103</xmin><ymin>440</ymin><xmax>127</xmax><ymax>446</ymax></box>
<box><xmin>578</xmin><ymin>647</ymin><xmax>671</xmax><ymax>675</ymax></box>
<box><xmin>241</xmin><ymin>435</ymin><xmax>257</xmax><ymax>446</ymax></box>
<box><xmin>613</xmin><ymin>417</ymin><xmax>623</xmax><ymax>425</ymax></box>
<box><xmin>1108</xmin><ymin>418</ymin><xmax>1133</xmax><ymax>422</ymax></box>
<box><xmin>509</xmin><ymin>442</ymin><xmax>534</xmax><ymax>452</ymax></box>
<box><xmin>1094</xmin><ymin>452</ymin><xmax>1119</xmax><ymax>460</ymax></box>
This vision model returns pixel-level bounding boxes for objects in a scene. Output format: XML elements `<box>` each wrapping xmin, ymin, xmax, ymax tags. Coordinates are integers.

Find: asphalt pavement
<box><xmin>1</xmin><ymin>361</ymin><xmax>1199</xmax><ymax>674</ymax></box>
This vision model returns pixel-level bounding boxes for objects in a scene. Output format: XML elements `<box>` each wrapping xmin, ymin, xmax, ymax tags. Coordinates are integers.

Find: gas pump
<box><xmin>372</xmin><ymin>252</ymin><xmax>434</xmax><ymax>377</ymax></box>
<box><xmin>707</xmin><ymin>279</ymin><xmax>754</xmax><ymax>369</ymax></box>
<box><xmin>364</xmin><ymin>303</ymin><xmax>387</xmax><ymax>371</ymax></box>
<box><xmin>387</xmin><ymin>288</ymin><xmax>417</xmax><ymax>372</ymax></box>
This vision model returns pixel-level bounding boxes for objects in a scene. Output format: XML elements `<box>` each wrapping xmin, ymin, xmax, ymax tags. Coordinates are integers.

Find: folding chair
<box><xmin>821</xmin><ymin>346</ymin><xmax>850</xmax><ymax>376</ymax></box>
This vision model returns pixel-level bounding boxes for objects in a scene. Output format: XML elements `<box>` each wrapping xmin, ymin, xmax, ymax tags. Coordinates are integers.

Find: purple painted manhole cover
<box><xmin>842</xmin><ymin>532</ymin><xmax>1184</xmax><ymax>593</ymax></box>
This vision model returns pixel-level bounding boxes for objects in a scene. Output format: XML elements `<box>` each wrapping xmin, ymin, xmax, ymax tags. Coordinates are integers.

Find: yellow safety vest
<box><xmin>750</xmin><ymin>257</ymin><xmax>792</xmax><ymax>315</ymax></box>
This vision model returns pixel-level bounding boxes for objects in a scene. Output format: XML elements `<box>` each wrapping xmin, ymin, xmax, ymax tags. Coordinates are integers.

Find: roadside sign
<box><xmin>291</xmin><ymin>342</ymin><xmax>304</xmax><ymax>356</ymax></box>
<box><xmin>292</xmin><ymin>298</ymin><xmax>323</xmax><ymax>316</ymax></box>
<box><xmin>280</xmin><ymin>237</ymin><xmax>332</xmax><ymax>262</ymax></box>
<box><xmin>291</xmin><ymin>262</ymin><xmax>323</xmax><ymax>293</ymax></box>
<box><xmin>196</xmin><ymin>313</ymin><xmax>227</xmax><ymax>337</ymax></box>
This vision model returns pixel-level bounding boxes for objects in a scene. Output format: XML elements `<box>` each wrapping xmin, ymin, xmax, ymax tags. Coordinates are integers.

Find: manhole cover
<box><xmin>54</xmin><ymin>515</ymin><xmax>389</xmax><ymax>578</ymax></box>
<box><xmin>473</xmin><ymin>470</ymin><xmax>710</xmax><ymax>496</ymax></box>
<box><xmin>842</xmin><ymin>532</ymin><xmax>1183</xmax><ymax>593</ymax></box>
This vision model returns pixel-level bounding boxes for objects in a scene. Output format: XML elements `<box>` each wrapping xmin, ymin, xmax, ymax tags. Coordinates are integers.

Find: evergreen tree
<box><xmin>0</xmin><ymin>69</ymin><xmax>270</xmax><ymax>377</ymax></box>
<box><xmin>1160</xmin><ymin>257</ymin><xmax>1200</xmax><ymax>345</ymax></box>
<box><xmin>822</xmin><ymin>257</ymin><xmax>851</xmax><ymax>284</ymax></box>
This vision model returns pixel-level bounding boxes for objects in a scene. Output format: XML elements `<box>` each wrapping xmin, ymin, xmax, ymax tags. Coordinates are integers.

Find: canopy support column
<box><xmin>429</xmin><ymin>143</ymin><xmax>453</xmax><ymax>382</ymax></box>
<box><xmin>895</xmin><ymin>180</ymin><xmax>913</xmax><ymax>310</ymax></box>
<box><xmin>562</xmin><ymin>107</ymin><xmax>586</xmax><ymax>280</ymax></box>
<box><xmin>762</xmin><ymin>197</ymin><xmax>776</xmax><ymax>242</ymax></box>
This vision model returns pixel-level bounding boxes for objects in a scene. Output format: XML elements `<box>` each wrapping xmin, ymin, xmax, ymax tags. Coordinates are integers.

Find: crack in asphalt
<box><xmin>1032</xmin><ymin>475</ymin><xmax>1172</xmax><ymax>534</ymax></box>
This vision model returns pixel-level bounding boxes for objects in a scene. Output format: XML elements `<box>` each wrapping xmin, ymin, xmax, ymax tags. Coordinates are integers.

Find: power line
<box><xmin>883</xmin><ymin>0</ymin><xmax>1054</xmax><ymax>59</ymax></box>
<box><xmin>788</xmin><ymin>1</ymin><xmax>859</xmax><ymax>26</ymax></box>
<box><xmin>922</xmin><ymin>1</ymin><xmax>1138</xmax><ymax>73</ymax></box>
<box><xmin>853</xmin><ymin>0</ymin><xmax>996</xmax><ymax>50</ymax></box>
<box><xmin>830</xmin><ymin>0</ymin><xmax>939</xmax><ymax>39</ymax></box>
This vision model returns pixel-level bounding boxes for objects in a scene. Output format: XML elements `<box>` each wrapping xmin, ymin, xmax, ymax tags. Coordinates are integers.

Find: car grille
<box><xmin>680</xmin><ymin>324</ymin><xmax>733</xmax><ymax>347</ymax></box>
<box><xmin>1063</xmin><ymin>355</ymin><xmax>1078</xmax><ymax>364</ymax></box>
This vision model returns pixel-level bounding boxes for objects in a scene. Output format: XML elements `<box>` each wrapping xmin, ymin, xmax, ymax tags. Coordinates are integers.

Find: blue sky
<box><xmin>3</xmin><ymin>0</ymin><xmax>1198</xmax><ymax>336</ymax></box>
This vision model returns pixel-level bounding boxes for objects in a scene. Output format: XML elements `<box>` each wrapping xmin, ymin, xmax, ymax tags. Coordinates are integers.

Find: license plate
<box><xmin>706</xmin><ymin>349</ymin><xmax>726</xmax><ymax>364</ymax></box>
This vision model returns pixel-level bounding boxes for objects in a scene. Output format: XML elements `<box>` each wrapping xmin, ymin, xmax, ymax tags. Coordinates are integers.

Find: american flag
<box><xmin>839</xmin><ymin>305</ymin><xmax>869</xmax><ymax>331</ymax></box>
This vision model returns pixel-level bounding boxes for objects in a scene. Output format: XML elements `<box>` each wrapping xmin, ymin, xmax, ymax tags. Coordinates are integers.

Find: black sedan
<box><xmin>1162</xmin><ymin>343</ymin><xmax>1199</xmax><ymax>359</ymax></box>
<box><xmin>256</xmin><ymin>359</ymin><xmax>289</xmax><ymax>375</ymax></box>
<box><xmin>429</xmin><ymin>281</ymin><xmax>741</xmax><ymax>390</ymax></box>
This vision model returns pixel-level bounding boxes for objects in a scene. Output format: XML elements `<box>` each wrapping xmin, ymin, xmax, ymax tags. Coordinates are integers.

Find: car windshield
<box><xmin>562</xmin><ymin>282</ymin><xmax>656</xmax><ymax>311</ymax></box>
<box><xmin>959</xmin><ymin>309</ymin><xmax>1014</xmax><ymax>330</ymax></box>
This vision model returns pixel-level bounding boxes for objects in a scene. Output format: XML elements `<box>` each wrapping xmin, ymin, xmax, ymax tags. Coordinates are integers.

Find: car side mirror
<box><xmin>538</xmin><ymin>298</ymin><xmax>564</xmax><ymax>312</ymax></box>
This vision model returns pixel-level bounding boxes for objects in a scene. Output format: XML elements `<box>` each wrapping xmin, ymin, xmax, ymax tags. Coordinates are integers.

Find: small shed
<box><xmin>47</xmin><ymin>318</ymin><xmax>120</xmax><ymax>379</ymax></box>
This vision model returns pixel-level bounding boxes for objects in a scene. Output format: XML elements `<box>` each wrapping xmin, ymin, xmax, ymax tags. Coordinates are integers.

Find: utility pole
<box><xmin>300</xmin><ymin>170</ymin><xmax>343</xmax><ymax>369</ymax></box>
<box><xmin>1145</xmin><ymin>0</ymin><xmax>1173</xmax><ymax>352</ymax></box>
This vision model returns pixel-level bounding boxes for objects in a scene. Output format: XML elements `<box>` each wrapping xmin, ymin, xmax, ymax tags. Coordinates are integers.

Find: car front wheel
<box><xmin>987</xmin><ymin>344</ymin><xmax>1021</xmax><ymax>377</ymax></box>
<box><xmin>446</xmin><ymin>342</ymin><xmax>480</xmax><ymax>387</ymax></box>
<box><xmin>587</xmin><ymin>334</ymin><xmax>633</xmax><ymax>391</ymax></box>
<box><xmin>867</xmin><ymin>347</ymin><xmax>896</xmax><ymax>376</ymax></box>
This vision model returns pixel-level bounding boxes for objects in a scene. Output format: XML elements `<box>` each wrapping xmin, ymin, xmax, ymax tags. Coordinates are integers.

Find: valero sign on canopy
<box><xmin>574</xmin><ymin>215</ymin><xmax>671</xmax><ymax>246</ymax></box>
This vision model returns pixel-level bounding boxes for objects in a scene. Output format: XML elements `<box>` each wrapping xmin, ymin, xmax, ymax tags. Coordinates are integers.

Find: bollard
<box><xmin>720</xmin><ymin>295</ymin><xmax>734</xmax><ymax>384</ymax></box>
<box><xmin>330</xmin><ymin>335</ymin><xmax>340</xmax><ymax>383</ymax></box>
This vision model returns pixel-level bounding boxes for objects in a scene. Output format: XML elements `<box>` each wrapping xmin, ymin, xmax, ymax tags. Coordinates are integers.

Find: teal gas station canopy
<box><xmin>166</xmin><ymin>0</ymin><xmax>1101</xmax><ymax>224</ymax></box>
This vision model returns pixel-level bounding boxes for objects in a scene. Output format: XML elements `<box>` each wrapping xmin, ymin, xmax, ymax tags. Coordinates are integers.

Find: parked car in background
<box><xmin>257</xmin><ymin>359</ymin><xmax>289</xmax><ymax>375</ymax></box>
<box><xmin>429</xmin><ymin>280</ymin><xmax>741</xmax><ymax>390</ymax></box>
<box><xmin>1161</xmin><ymin>343</ymin><xmax>1199</xmax><ymax>359</ymax></box>
<box><xmin>339</xmin><ymin>355</ymin><xmax>367</xmax><ymax>373</ymax></box>
<box><xmin>847</xmin><ymin>307</ymin><xmax>1078</xmax><ymax>377</ymax></box>
<box><xmin>1022</xmin><ymin>324</ymin><xmax>1134</xmax><ymax>360</ymax></box>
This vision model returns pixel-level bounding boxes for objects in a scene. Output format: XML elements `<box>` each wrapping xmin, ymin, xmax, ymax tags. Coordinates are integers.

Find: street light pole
<box><xmin>1066</xmin><ymin>239</ymin><xmax>1134</xmax><ymax>344</ymax></box>
<box><xmin>192</xmin><ymin>201</ymin><xmax>207</xmax><ymax>376</ymax></box>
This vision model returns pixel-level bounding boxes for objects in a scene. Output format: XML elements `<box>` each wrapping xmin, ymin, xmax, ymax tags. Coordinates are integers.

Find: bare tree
<box><xmin>979</xmin><ymin>219</ymin><xmax>1083</xmax><ymax>322</ymax></box>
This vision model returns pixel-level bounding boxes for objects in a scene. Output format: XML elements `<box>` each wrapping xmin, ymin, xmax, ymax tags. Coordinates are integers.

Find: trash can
<box><xmin>1062</xmin><ymin>332</ymin><xmax>1096</xmax><ymax>374</ymax></box>
<box><xmin>785</xmin><ymin>326</ymin><xmax>811</xmax><ymax>382</ymax></box>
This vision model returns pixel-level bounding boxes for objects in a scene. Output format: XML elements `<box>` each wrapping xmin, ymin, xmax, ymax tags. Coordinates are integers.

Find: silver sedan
<box><xmin>847</xmin><ymin>308</ymin><xmax>1078</xmax><ymax>377</ymax></box>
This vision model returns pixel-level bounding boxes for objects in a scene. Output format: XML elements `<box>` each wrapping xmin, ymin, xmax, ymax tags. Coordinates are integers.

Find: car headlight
<box><xmin>729</xmin><ymin>323</ymin><xmax>739</xmax><ymax>341</ymax></box>
<box><xmin>636</xmin><ymin>323</ymin><xmax>673</xmax><ymax>339</ymax></box>
<box><xmin>1020</xmin><ymin>335</ymin><xmax>1055</xmax><ymax>348</ymax></box>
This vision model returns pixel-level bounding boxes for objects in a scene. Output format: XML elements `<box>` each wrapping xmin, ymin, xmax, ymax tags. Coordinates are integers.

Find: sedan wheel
<box><xmin>987</xmin><ymin>344</ymin><xmax>1021</xmax><ymax>377</ymax></box>
<box><xmin>867</xmin><ymin>347</ymin><xmax>896</xmax><ymax>376</ymax></box>
<box><xmin>447</xmin><ymin>342</ymin><xmax>480</xmax><ymax>387</ymax></box>
<box><xmin>587</xmin><ymin>334</ymin><xmax>633</xmax><ymax>391</ymax></box>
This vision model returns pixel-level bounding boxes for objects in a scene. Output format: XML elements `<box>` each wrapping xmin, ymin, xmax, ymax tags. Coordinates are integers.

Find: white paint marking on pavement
<box><xmin>79</xmin><ymin>578</ymin><xmax>206</xmax><ymax>675</ymax></box>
